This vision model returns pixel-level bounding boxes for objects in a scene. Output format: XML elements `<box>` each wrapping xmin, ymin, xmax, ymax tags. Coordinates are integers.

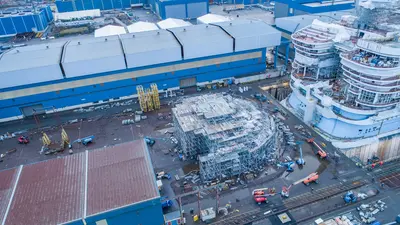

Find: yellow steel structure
<box><xmin>151</xmin><ymin>83</ymin><xmax>160</xmax><ymax>110</ymax></box>
<box><xmin>42</xmin><ymin>132</ymin><xmax>51</xmax><ymax>147</ymax></box>
<box><xmin>136</xmin><ymin>85</ymin><xmax>147</xmax><ymax>112</ymax></box>
<box><xmin>145</xmin><ymin>88</ymin><xmax>154</xmax><ymax>111</ymax></box>
<box><xmin>61</xmin><ymin>128</ymin><xmax>70</xmax><ymax>149</ymax></box>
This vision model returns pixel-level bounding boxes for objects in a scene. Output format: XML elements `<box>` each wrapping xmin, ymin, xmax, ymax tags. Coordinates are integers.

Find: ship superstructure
<box><xmin>284</xmin><ymin>0</ymin><xmax>400</xmax><ymax>162</ymax></box>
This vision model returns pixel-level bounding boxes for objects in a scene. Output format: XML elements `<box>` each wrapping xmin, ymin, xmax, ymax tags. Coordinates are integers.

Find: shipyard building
<box><xmin>0</xmin><ymin>6</ymin><xmax>53</xmax><ymax>36</ymax></box>
<box><xmin>55</xmin><ymin>0</ymin><xmax>209</xmax><ymax>20</ymax></box>
<box><xmin>0</xmin><ymin>140</ymin><xmax>164</xmax><ymax>225</ymax></box>
<box><xmin>0</xmin><ymin>20</ymin><xmax>281</xmax><ymax>122</ymax></box>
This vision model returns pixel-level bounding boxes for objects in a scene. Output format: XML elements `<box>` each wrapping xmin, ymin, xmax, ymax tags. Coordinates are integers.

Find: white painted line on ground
<box><xmin>1</xmin><ymin>165</ymin><xmax>23</xmax><ymax>225</ymax></box>
<box><xmin>83</xmin><ymin>150</ymin><xmax>88</xmax><ymax>218</ymax></box>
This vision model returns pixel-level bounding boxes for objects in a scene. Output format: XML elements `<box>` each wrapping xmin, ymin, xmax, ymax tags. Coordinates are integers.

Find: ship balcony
<box><xmin>293</xmin><ymin>45</ymin><xmax>334</xmax><ymax>57</ymax></box>
<box><xmin>342</xmin><ymin>71</ymin><xmax>400</xmax><ymax>88</ymax></box>
<box><xmin>341</xmin><ymin>65</ymin><xmax>400</xmax><ymax>81</ymax></box>
<box><xmin>355</xmin><ymin>98</ymin><xmax>400</xmax><ymax>108</ymax></box>
<box><xmin>291</xmin><ymin>36</ymin><xmax>333</xmax><ymax>49</ymax></box>
<box><xmin>343</xmin><ymin>78</ymin><xmax>400</xmax><ymax>93</ymax></box>
<box><xmin>340</xmin><ymin>51</ymin><xmax>400</xmax><ymax>74</ymax></box>
<box><xmin>340</xmin><ymin>57</ymin><xmax>400</xmax><ymax>77</ymax></box>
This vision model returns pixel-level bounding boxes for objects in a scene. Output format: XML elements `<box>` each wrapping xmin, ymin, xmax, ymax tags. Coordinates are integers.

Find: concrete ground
<box><xmin>0</xmin><ymin>75</ymin><xmax>395</xmax><ymax>225</ymax></box>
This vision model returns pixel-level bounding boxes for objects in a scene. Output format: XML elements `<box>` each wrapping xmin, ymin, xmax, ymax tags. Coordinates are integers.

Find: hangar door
<box><xmin>20</xmin><ymin>104</ymin><xmax>45</xmax><ymax>117</ymax></box>
<box><xmin>180</xmin><ymin>77</ymin><xmax>197</xmax><ymax>88</ymax></box>
<box><xmin>165</xmin><ymin>4</ymin><xmax>186</xmax><ymax>19</ymax></box>
<box><xmin>187</xmin><ymin>2</ymin><xmax>207</xmax><ymax>19</ymax></box>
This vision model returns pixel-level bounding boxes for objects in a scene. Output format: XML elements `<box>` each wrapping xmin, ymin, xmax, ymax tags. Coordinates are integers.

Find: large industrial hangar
<box><xmin>0</xmin><ymin>20</ymin><xmax>281</xmax><ymax>122</ymax></box>
<box><xmin>55</xmin><ymin>0</ymin><xmax>209</xmax><ymax>20</ymax></box>
<box><xmin>0</xmin><ymin>140</ymin><xmax>164</xmax><ymax>225</ymax></box>
<box><xmin>149</xmin><ymin>0</ymin><xmax>209</xmax><ymax>19</ymax></box>
<box><xmin>274</xmin><ymin>0</ymin><xmax>354</xmax><ymax>18</ymax></box>
<box><xmin>0</xmin><ymin>6</ymin><xmax>53</xmax><ymax>36</ymax></box>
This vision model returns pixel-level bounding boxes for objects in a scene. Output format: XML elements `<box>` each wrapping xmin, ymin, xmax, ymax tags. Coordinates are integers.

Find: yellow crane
<box><xmin>42</xmin><ymin>132</ymin><xmax>52</xmax><ymax>147</ymax></box>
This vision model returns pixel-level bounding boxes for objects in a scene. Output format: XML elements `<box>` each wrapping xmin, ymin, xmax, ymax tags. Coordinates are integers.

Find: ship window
<box><xmin>359</xmin><ymin>90</ymin><xmax>375</xmax><ymax>104</ymax></box>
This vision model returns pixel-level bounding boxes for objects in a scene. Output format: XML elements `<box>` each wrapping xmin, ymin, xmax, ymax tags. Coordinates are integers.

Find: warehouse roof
<box><xmin>214</xmin><ymin>20</ymin><xmax>281</xmax><ymax>50</ymax></box>
<box><xmin>157</xmin><ymin>18</ymin><xmax>192</xmax><ymax>29</ymax></box>
<box><xmin>4</xmin><ymin>154</ymin><xmax>85</xmax><ymax>225</ymax></box>
<box><xmin>127</xmin><ymin>21</ymin><xmax>159</xmax><ymax>33</ymax></box>
<box><xmin>169</xmin><ymin>24</ymin><xmax>233</xmax><ymax>59</ymax></box>
<box><xmin>87</xmin><ymin>141</ymin><xmax>159</xmax><ymax>215</ymax></box>
<box><xmin>94</xmin><ymin>25</ymin><xmax>126</xmax><ymax>37</ymax></box>
<box><xmin>197</xmin><ymin>13</ymin><xmax>230</xmax><ymax>24</ymax></box>
<box><xmin>120</xmin><ymin>30</ymin><xmax>180</xmax><ymax>55</ymax></box>
<box><xmin>0</xmin><ymin>42</ymin><xmax>65</xmax><ymax>72</ymax></box>
<box><xmin>120</xmin><ymin>30</ymin><xmax>182</xmax><ymax>68</ymax></box>
<box><xmin>62</xmin><ymin>35</ymin><xmax>124</xmax><ymax>63</ymax></box>
<box><xmin>0</xmin><ymin>140</ymin><xmax>159</xmax><ymax>225</ymax></box>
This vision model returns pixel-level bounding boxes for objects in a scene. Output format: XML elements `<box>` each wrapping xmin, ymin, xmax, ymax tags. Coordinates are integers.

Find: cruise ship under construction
<box><xmin>283</xmin><ymin>0</ymin><xmax>400</xmax><ymax>163</ymax></box>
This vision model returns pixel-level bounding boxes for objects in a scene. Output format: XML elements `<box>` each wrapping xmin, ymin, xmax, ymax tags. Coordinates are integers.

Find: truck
<box><xmin>200</xmin><ymin>207</ymin><xmax>216</xmax><ymax>222</ymax></box>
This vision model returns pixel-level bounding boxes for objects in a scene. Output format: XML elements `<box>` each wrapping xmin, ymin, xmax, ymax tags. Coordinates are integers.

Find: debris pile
<box><xmin>357</xmin><ymin>200</ymin><xmax>387</xmax><ymax>224</ymax></box>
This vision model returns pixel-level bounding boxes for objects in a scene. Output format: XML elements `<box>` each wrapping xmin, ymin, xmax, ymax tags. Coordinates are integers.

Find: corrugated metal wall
<box><xmin>165</xmin><ymin>4</ymin><xmax>186</xmax><ymax>19</ymax></box>
<box><xmin>0</xmin><ymin>11</ymin><xmax>49</xmax><ymax>35</ymax></box>
<box><xmin>186</xmin><ymin>2</ymin><xmax>207</xmax><ymax>19</ymax></box>
<box><xmin>180</xmin><ymin>77</ymin><xmax>196</xmax><ymax>87</ymax></box>
<box><xmin>56</xmin><ymin>0</ymin><xmax>134</xmax><ymax>12</ymax></box>
<box><xmin>294</xmin><ymin>9</ymin><xmax>308</xmax><ymax>16</ymax></box>
<box><xmin>156</xmin><ymin>0</ymin><xmax>208</xmax><ymax>19</ymax></box>
<box><xmin>343</xmin><ymin>134</ymin><xmax>400</xmax><ymax>163</ymax></box>
<box><xmin>274</xmin><ymin>2</ymin><xmax>289</xmax><ymax>18</ymax></box>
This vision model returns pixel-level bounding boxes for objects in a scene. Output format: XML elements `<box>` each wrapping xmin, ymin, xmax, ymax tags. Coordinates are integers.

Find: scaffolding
<box><xmin>145</xmin><ymin>88</ymin><xmax>154</xmax><ymax>111</ymax></box>
<box><xmin>136</xmin><ymin>84</ymin><xmax>161</xmax><ymax>112</ymax></box>
<box><xmin>136</xmin><ymin>85</ymin><xmax>147</xmax><ymax>112</ymax></box>
<box><xmin>172</xmin><ymin>93</ymin><xmax>279</xmax><ymax>181</ymax></box>
<box><xmin>151</xmin><ymin>83</ymin><xmax>160</xmax><ymax>110</ymax></box>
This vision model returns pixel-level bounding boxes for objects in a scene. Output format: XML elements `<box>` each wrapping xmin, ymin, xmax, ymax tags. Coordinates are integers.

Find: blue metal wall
<box><xmin>0</xmin><ymin>49</ymin><xmax>266</xmax><ymax>120</ymax></box>
<box><xmin>0</xmin><ymin>7</ymin><xmax>50</xmax><ymax>35</ymax></box>
<box><xmin>56</xmin><ymin>0</ymin><xmax>133</xmax><ymax>12</ymax></box>
<box><xmin>156</xmin><ymin>0</ymin><xmax>209</xmax><ymax>19</ymax></box>
<box><xmin>43</xmin><ymin>6</ymin><xmax>54</xmax><ymax>22</ymax></box>
<box><xmin>55</xmin><ymin>1</ymin><xmax>75</xmax><ymax>12</ymax></box>
<box><xmin>274</xmin><ymin>0</ymin><xmax>354</xmax><ymax>18</ymax></box>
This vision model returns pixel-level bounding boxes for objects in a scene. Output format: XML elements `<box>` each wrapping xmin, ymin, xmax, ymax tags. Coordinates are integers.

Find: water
<box><xmin>282</xmin><ymin>142</ymin><xmax>329</xmax><ymax>183</ymax></box>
